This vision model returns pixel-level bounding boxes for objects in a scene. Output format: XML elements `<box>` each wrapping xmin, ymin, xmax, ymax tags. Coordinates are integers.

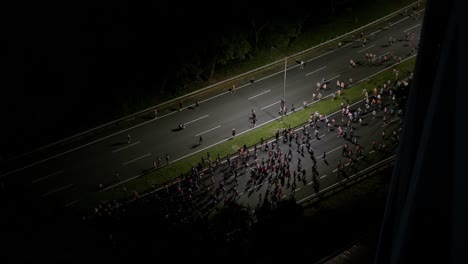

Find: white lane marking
<box><xmin>381</xmin><ymin>118</ymin><xmax>400</xmax><ymax>127</ymax></box>
<box><xmin>298</xmin><ymin>155</ymin><xmax>396</xmax><ymax>204</ymax></box>
<box><xmin>380</xmin><ymin>51</ymin><xmax>390</xmax><ymax>57</ymax></box>
<box><xmin>248</xmin><ymin>90</ymin><xmax>271</xmax><ymax>100</ymax></box>
<box><xmin>312</xmin><ymin>135</ymin><xmax>326</xmax><ymax>141</ymax></box>
<box><xmin>306</xmin><ymin>66</ymin><xmax>327</xmax><ymax>76</ymax></box>
<box><xmin>32</xmin><ymin>170</ymin><xmax>64</xmax><ymax>184</ymax></box>
<box><xmin>112</xmin><ymin>141</ymin><xmax>141</xmax><ymax>153</ymax></box>
<box><xmin>328</xmin><ymin>75</ymin><xmax>341</xmax><ymax>82</ymax></box>
<box><xmin>65</xmin><ymin>199</ymin><xmax>79</xmax><ymax>207</ymax></box>
<box><xmin>308</xmin><ymin>176</ymin><xmax>326</xmax><ymax>185</ymax></box>
<box><xmin>185</xmin><ymin>115</ymin><xmax>209</xmax><ymax>125</ymax></box>
<box><xmin>41</xmin><ymin>184</ymin><xmax>73</xmax><ymax>197</ymax></box>
<box><xmin>318</xmin><ymin>145</ymin><xmax>343</xmax><ymax>159</ymax></box>
<box><xmin>294</xmin><ymin>188</ymin><xmax>301</xmax><ymax>192</ymax></box>
<box><xmin>404</xmin><ymin>23</ymin><xmax>421</xmax><ymax>32</ymax></box>
<box><xmin>358</xmin><ymin>44</ymin><xmax>376</xmax><ymax>53</ymax></box>
<box><xmin>195</xmin><ymin>125</ymin><xmax>222</xmax><ymax>137</ymax></box>
<box><xmin>300</xmin><ymin>134</ymin><xmax>326</xmax><ymax>149</ymax></box>
<box><xmin>122</xmin><ymin>153</ymin><xmax>152</xmax><ymax>166</ymax></box>
<box><xmin>369</xmin><ymin>150</ymin><xmax>375</xmax><ymax>154</ymax></box>
<box><xmin>261</xmin><ymin>101</ymin><xmax>281</xmax><ymax>110</ymax></box>
<box><xmin>104</xmin><ymin>171</ymin><xmax>147</xmax><ymax>191</ymax></box>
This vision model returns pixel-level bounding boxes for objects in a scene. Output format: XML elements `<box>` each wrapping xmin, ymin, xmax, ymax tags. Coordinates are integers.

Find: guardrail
<box><xmin>297</xmin><ymin>155</ymin><xmax>396</xmax><ymax>206</ymax></box>
<box><xmin>90</xmin><ymin>153</ymin><xmax>396</xmax><ymax>222</ymax></box>
<box><xmin>11</xmin><ymin>0</ymin><xmax>423</xmax><ymax>161</ymax></box>
<box><xmin>308</xmin><ymin>156</ymin><xmax>397</xmax><ymax>264</ymax></box>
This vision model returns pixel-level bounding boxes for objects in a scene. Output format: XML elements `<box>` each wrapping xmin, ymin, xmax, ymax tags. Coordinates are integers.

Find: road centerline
<box><xmin>328</xmin><ymin>75</ymin><xmax>341</xmax><ymax>82</ymax></box>
<box><xmin>195</xmin><ymin>125</ymin><xmax>222</xmax><ymax>137</ymax></box>
<box><xmin>306</xmin><ymin>66</ymin><xmax>327</xmax><ymax>76</ymax></box>
<box><xmin>358</xmin><ymin>44</ymin><xmax>376</xmax><ymax>53</ymax></box>
<box><xmin>261</xmin><ymin>101</ymin><xmax>281</xmax><ymax>110</ymax></box>
<box><xmin>41</xmin><ymin>184</ymin><xmax>73</xmax><ymax>197</ymax></box>
<box><xmin>248</xmin><ymin>90</ymin><xmax>271</xmax><ymax>100</ymax></box>
<box><xmin>185</xmin><ymin>115</ymin><xmax>209</xmax><ymax>125</ymax></box>
<box><xmin>112</xmin><ymin>141</ymin><xmax>141</xmax><ymax>153</ymax></box>
<box><xmin>122</xmin><ymin>153</ymin><xmax>152</xmax><ymax>166</ymax></box>
<box><xmin>32</xmin><ymin>170</ymin><xmax>65</xmax><ymax>184</ymax></box>
<box><xmin>404</xmin><ymin>23</ymin><xmax>421</xmax><ymax>32</ymax></box>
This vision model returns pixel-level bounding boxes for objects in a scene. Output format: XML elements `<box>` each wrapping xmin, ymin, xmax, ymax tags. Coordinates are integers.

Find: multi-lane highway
<box><xmin>1</xmin><ymin>8</ymin><xmax>423</xmax><ymax>209</ymax></box>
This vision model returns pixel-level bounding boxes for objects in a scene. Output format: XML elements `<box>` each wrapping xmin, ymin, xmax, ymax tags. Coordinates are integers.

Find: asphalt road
<box><xmin>1</xmin><ymin>11</ymin><xmax>422</xmax><ymax>209</ymax></box>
